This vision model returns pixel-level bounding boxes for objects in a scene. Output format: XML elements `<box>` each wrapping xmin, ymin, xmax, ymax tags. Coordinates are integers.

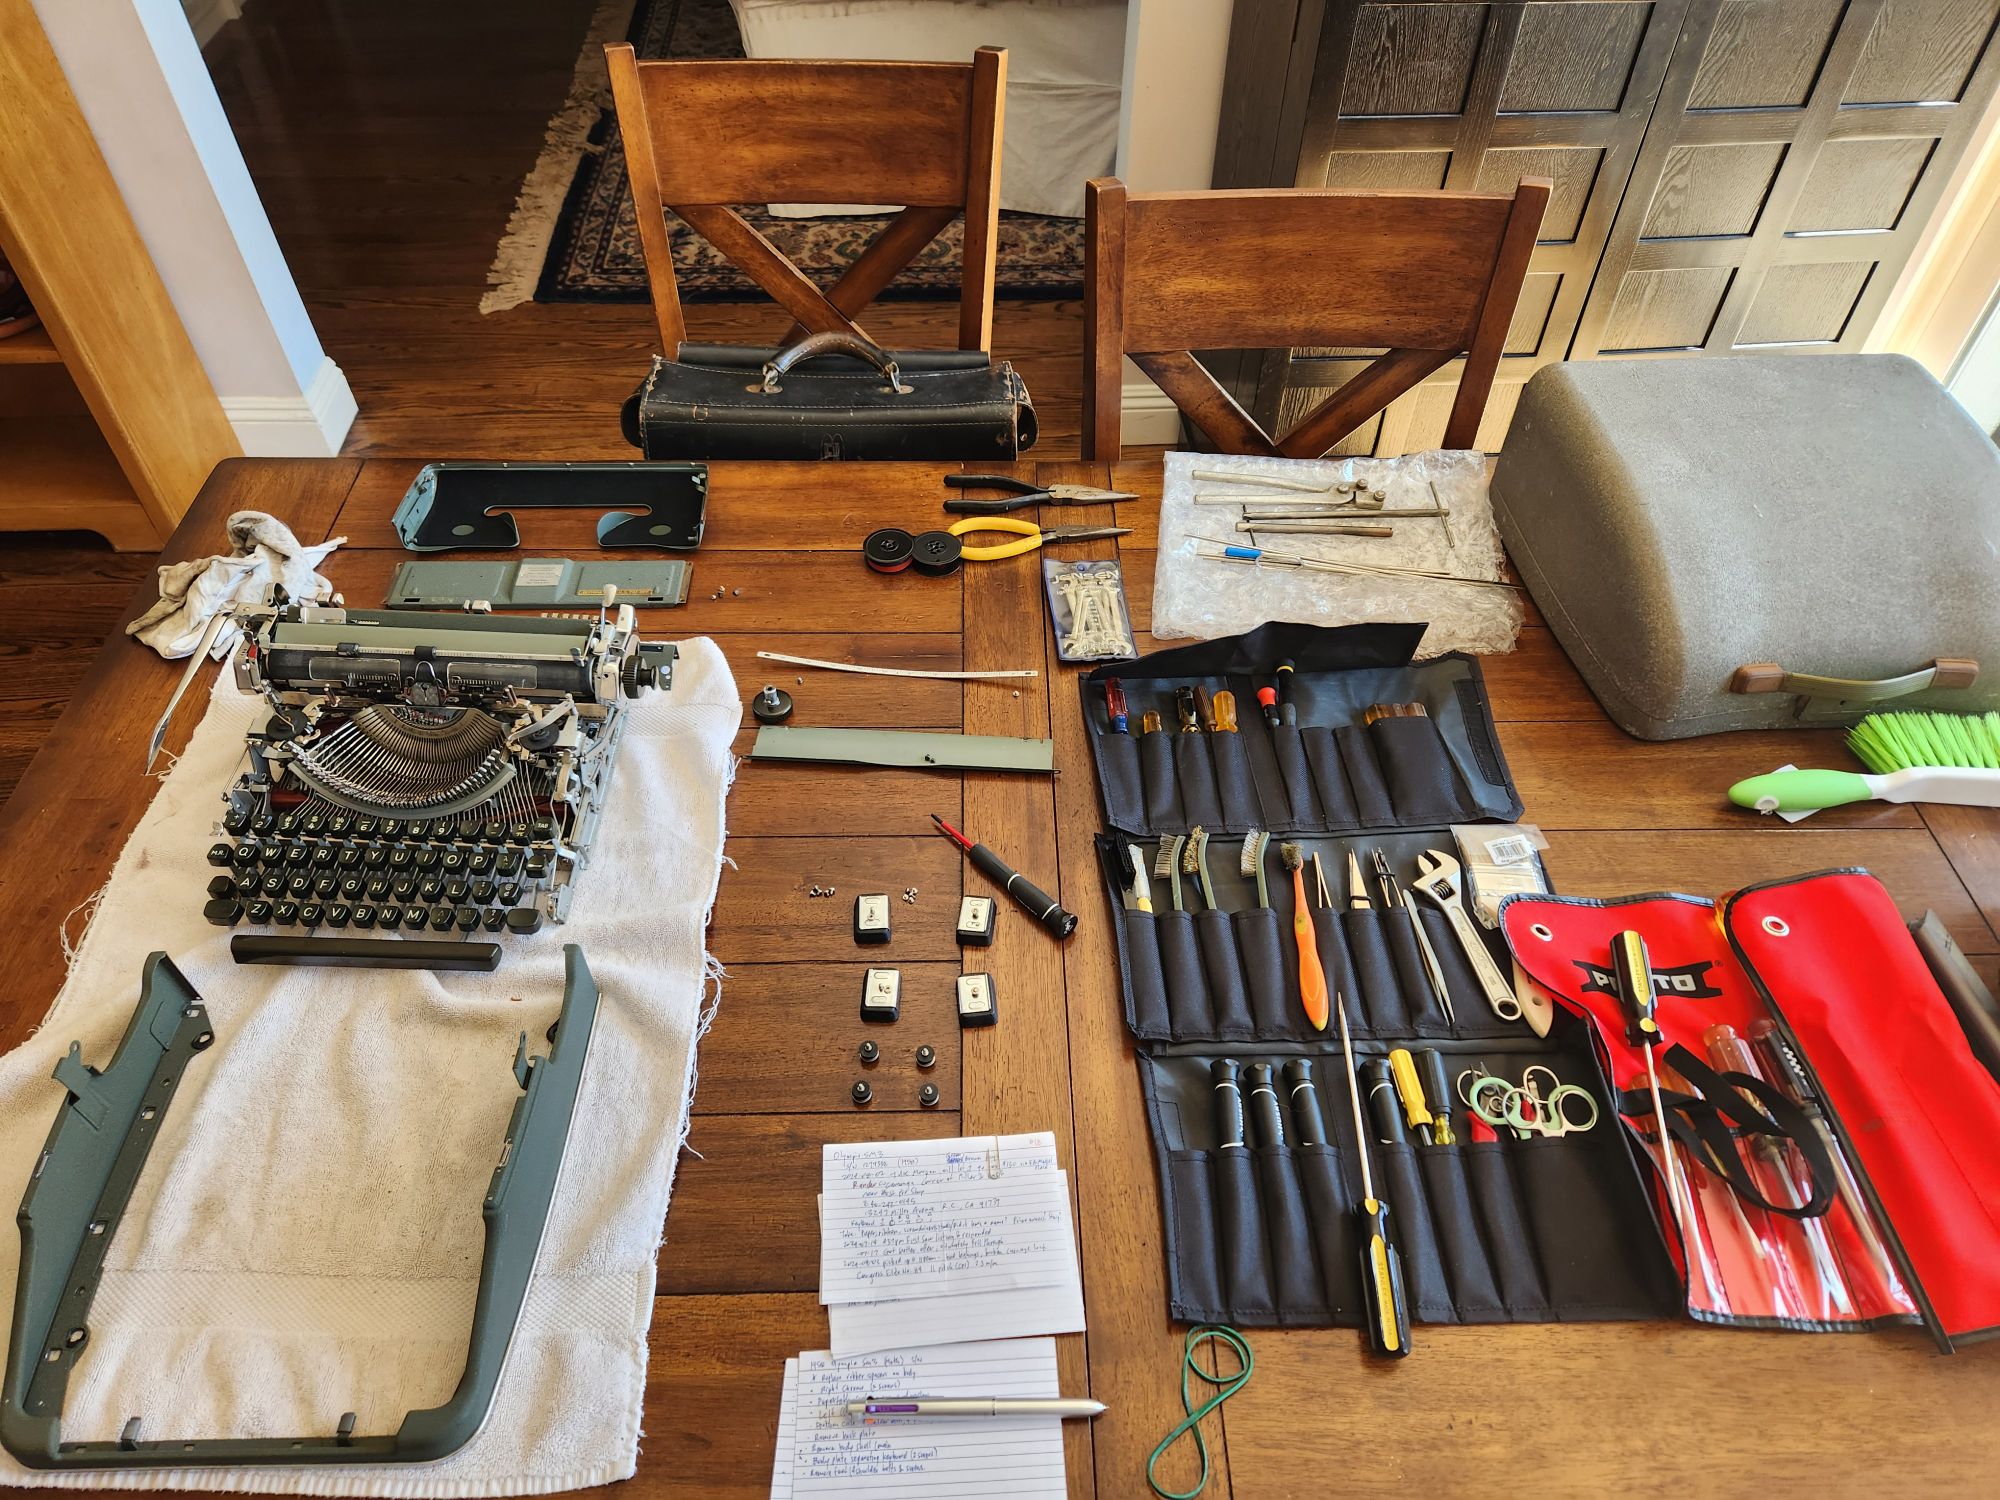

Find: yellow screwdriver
<box><xmin>1388</xmin><ymin>1048</ymin><xmax>1436</xmax><ymax>1146</ymax></box>
<box><xmin>1212</xmin><ymin>690</ymin><xmax>1239</xmax><ymax>732</ymax></box>
<box><xmin>1338</xmin><ymin>994</ymin><xmax>1411</xmax><ymax>1358</ymax></box>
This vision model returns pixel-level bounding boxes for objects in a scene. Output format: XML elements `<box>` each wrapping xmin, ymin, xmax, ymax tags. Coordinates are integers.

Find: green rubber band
<box><xmin>1146</xmin><ymin>1324</ymin><xmax>1254</xmax><ymax>1500</ymax></box>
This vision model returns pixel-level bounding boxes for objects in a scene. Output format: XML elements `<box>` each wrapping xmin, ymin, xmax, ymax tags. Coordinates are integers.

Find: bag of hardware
<box><xmin>621</xmin><ymin>330</ymin><xmax>1037</xmax><ymax>461</ymax></box>
<box><xmin>1491</xmin><ymin>354</ymin><xmax>2000</xmax><ymax>739</ymax></box>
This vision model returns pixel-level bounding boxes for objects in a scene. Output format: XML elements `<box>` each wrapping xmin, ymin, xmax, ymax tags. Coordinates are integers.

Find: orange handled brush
<box><xmin>1280</xmin><ymin>842</ymin><xmax>1328</xmax><ymax>1030</ymax></box>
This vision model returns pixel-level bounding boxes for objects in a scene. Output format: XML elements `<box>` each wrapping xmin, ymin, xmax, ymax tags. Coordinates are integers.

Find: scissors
<box><xmin>946</xmin><ymin>517</ymin><xmax>1131</xmax><ymax>561</ymax></box>
<box><xmin>1459</xmin><ymin>1064</ymin><xmax>1599</xmax><ymax>1138</ymax></box>
<box><xmin>943</xmin><ymin>473</ymin><xmax>1138</xmax><ymax>516</ymax></box>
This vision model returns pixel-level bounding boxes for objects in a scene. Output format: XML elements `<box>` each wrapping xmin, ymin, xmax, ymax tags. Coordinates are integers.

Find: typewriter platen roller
<box><xmin>196</xmin><ymin>598</ymin><xmax>674</xmax><ymax>938</ymax></box>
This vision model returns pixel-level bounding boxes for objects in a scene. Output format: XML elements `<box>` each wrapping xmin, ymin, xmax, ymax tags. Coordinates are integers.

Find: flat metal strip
<box><xmin>749</xmin><ymin>726</ymin><xmax>1055</xmax><ymax>774</ymax></box>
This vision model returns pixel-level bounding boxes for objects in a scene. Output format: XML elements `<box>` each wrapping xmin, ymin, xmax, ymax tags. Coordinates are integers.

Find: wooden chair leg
<box><xmin>1083</xmin><ymin>177</ymin><xmax>1126</xmax><ymax>462</ymax></box>
<box><xmin>958</xmin><ymin>45</ymin><xmax>1006</xmax><ymax>353</ymax></box>
<box><xmin>1443</xmin><ymin>175</ymin><xmax>1550</xmax><ymax>450</ymax></box>
<box><xmin>607</xmin><ymin>43</ymin><xmax>687</xmax><ymax>355</ymax></box>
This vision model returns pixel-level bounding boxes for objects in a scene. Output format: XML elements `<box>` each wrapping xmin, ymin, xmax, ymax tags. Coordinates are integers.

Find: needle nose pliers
<box><xmin>946</xmin><ymin>517</ymin><xmax>1132</xmax><ymax>561</ymax></box>
<box><xmin>943</xmin><ymin>473</ymin><xmax>1139</xmax><ymax>516</ymax></box>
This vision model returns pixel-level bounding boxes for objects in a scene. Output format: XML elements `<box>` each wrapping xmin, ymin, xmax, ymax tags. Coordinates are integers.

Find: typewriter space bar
<box><xmin>230</xmin><ymin>936</ymin><xmax>503</xmax><ymax>971</ymax></box>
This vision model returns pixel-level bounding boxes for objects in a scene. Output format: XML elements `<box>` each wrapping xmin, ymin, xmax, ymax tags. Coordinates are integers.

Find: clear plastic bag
<box><xmin>1149</xmin><ymin>449</ymin><xmax>1523</xmax><ymax>658</ymax></box>
<box><xmin>1044</xmin><ymin>557</ymin><xmax>1136</xmax><ymax>662</ymax></box>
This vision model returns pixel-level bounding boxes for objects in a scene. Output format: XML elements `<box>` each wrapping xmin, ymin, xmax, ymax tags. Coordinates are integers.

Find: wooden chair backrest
<box><xmin>1082</xmin><ymin>177</ymin><xmax>1551</xmax><ymax>458</ymax></box>
<box><xmin>606</xmin><ymin>45</ymin><xmax>1006</xmax><ymax>354</ymax></box>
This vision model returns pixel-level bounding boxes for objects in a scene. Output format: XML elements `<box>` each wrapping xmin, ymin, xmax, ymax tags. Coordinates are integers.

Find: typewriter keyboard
<box><xmin>201</xmin><ymin>806</ymin><xmax>554</xmax><ymax>936</ymax></box>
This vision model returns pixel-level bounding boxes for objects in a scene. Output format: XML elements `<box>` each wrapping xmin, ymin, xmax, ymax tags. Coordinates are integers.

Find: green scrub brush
<box><xmin>1729</xmin><ymin>710</ymin><xmax>2000</xmax><ymax>813</ymax></box>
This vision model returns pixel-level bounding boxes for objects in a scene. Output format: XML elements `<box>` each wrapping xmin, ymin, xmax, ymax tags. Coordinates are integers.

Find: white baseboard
<box><xmin>222</xmin><ymin>356</ymin><xmax>357</xmax><ymax>458</ymax></box>
<box><xmin>1121</xmin><ymin>376</ymin><xmax>1185</xmax><ymax>446</ymax></box>
<box><xmin>185</xmin><ymin>0</ymin><xmax>243</xmax><ymax>47</ymax></box>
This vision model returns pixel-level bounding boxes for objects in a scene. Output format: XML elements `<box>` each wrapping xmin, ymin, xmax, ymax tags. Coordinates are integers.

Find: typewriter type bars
<box><xmin>199</xmin><ymin>600</ymin><xmax>674</xmax><ymax>939</ymax></box>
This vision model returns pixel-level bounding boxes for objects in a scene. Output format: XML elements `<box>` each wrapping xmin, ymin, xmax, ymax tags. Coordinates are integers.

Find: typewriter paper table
<box><xmin>0</xmin><ymin>457</ymin><xmax>1997</xmax><ymax>1497</ymax></box>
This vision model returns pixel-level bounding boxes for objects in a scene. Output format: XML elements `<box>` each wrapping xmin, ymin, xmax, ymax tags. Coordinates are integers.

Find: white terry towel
<box><xmin>0</xmin><ymin>638</ymin><xmax>740</xmax><ymax>1495</ymax></box>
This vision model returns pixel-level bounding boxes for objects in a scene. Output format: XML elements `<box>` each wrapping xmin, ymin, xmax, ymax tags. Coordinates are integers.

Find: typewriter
<box><xmin>194</xmin><ymin>597</ymin><xmax>674</xmax><ymax>941</ymax></box>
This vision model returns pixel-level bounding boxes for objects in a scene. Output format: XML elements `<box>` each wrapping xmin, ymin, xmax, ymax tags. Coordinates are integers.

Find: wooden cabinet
<box><xmin>0</xmin><ymin>0</ymin><xmax>238</xmax><ymax>549</ymax></box>
<box><xmin>1215</xmin><ymin>0</ymin><xmax>2000</xmax><ymax>453</ymax></box>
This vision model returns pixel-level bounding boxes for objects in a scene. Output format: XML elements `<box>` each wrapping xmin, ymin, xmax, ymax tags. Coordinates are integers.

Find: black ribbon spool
<box><xmin>910</xmin><ymin>531</ymin><xmax>964</xmax><ymax>577</ymax></box>
<box><xmin>863</xmin><ymin>527</ymin><xmax>916</xmax><ymax>574</ymax></box>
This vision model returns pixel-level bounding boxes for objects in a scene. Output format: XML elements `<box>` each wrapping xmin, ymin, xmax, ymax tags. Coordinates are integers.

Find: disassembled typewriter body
<box><xmin>191</xmin><ymin>599</ymin><xmax>674</xmax><ymax>938</ymax></box>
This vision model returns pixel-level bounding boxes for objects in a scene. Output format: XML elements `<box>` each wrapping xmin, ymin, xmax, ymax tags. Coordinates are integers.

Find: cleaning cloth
<box><xmin>126</xmin><ymin>512</ymin><xmax>347</xmax><ymax>660</ymax></box>
<box><xmin>0</xmin><ymin>638</ymin><xmax>739</xmax><ymax>1495</ymax></box>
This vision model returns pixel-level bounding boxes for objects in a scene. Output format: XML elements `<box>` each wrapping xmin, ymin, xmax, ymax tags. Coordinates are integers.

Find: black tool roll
<box><xmin>622</xmin><ymin>331</ymin><xmax>1037</xmax><ymax>461</ymax></box>
<box><xmin>1086</xmin><ymin>623</ymin><xmax>1683</xmax><ymax>1329</ymax></box>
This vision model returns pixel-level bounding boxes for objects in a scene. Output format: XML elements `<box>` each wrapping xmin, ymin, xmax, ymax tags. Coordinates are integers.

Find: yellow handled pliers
<box><xmin>945</xmin><ymin>517</ymin><xmax>1132</xmax><ymax>561</ymax></box>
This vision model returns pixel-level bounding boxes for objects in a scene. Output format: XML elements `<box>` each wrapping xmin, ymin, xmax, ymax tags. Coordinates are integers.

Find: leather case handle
<box><xmin>1729</xmin><ymin>657</ymin><xmax>1980</xmax><ymax>701</ymax></box>
<box><xmin>756</xmin><ymin>330</ymin><xmax>912</xmax><ymax>394</ymax></box>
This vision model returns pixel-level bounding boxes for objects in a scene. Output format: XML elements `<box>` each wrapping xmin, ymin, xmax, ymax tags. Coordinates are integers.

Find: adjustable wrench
<box><xmin>1411</xmin><ymin>849</ymin><xmax>1552</xmax><ymax>1034</ymax></box>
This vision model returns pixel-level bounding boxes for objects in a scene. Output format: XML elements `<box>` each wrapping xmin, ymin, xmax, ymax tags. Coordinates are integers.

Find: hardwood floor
<box><xmin>0</xmin><ymin>0</ymin><xmax>1091</xmax><ymax>807</ymax></box>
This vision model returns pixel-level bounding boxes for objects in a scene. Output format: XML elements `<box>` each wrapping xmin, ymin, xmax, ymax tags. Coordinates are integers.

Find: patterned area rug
<box><xmin>497</xmin><ymin>0</ymin><xmax>1083</xmax><ymax>308</ymax></box>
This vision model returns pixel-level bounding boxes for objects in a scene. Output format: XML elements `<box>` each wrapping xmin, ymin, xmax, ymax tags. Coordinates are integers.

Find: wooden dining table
<box><xmin>4</xmin><ymin>454</ymin><xmax>1999</xmax><ymax>1498</ymax></box>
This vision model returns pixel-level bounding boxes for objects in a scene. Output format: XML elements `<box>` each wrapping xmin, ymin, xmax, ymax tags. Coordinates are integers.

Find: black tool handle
<box><xmin>1612</xmin><ymin>929</ymin><xmax>1660</xmax><ymax>1046</ymax></box>
<box><xmin>1246</xmin><ymin>1063</ymin><xmax>1286</xmax><ymax>1148</ymax></box>
<box><xmin>971</xmin><ymin>842</ymin><xmax>1078</xmax><ymax>938</ymax></box>
<box><xmin>1284</xmin><ymin>1058</ymin><xmax>1328</xmax><ymax>1147</ymax></box>
<box><xmin>1417</xmin><ymin>1049</ymin><xmax>1455</xmax><ymax>1141</ymax></box>
<box><xmin>1358</xmin><ymin>1199</ymin><xmax>1413</xmax><ymax>1358</ymax></box>
<box><xmin>1211</xmin><ymin>1058</ymin><xmax>1247</xmax><ymax>1150</ymax></box>
<box><xmin>943</xmin><ymin>495</ymin><xmax>1038</xmax><ymax>516</ymax></box>
<box><xmin>1362</xmin><ymin>1059</ymin><xmax>1407</xmax><ymax>1146</ymax></box>
<box><xmin>945</xmin><ymin>473</ymin><xmax>1036</xmax><ymax>494</ymax></box>
<box><xmin>230</xmin><ymin>936</ymin><xmax>502</xmax><ymax>971</ymax></box>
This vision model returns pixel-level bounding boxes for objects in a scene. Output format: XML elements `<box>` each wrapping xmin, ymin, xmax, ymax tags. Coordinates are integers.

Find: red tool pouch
<box><xmin>1502</xmin><ymin>870</ymin><xmax>2000</xmax><ymax>1349</ymax></box>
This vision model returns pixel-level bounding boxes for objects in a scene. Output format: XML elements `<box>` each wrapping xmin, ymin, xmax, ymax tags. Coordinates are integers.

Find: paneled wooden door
<box><xmin>1574</xmin><ymin>0</ymin><xmax>2000</xmax><ymax>358</ymax></box>
<box><xmin>1215</xmin><ymin>0</ymin><xmax>1689</xmax><ymax>454</ymax></box>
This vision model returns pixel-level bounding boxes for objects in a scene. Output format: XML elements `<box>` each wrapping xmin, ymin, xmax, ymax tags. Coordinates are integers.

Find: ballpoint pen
<box><xmin>848</xmin><ymin>1398</ymin><xmax>1107</xmax><ymax>1419</ymax></box>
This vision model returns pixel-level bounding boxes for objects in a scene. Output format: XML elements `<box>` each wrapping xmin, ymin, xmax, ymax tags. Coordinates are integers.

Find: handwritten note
<box><xmin>819</xmin><ymin>1134</ymin><xmax>1073</xmax><ymax>1305</ymax></box>
<box><xmin>787</xmin><ymin>1338</ymin><xmax>1065</xmax><ymax>1498</ymax></box>
<box><xmin>769</xmin><ymin>1358</ymin><xmax>799</xmax><ymax>1500</ymax></box>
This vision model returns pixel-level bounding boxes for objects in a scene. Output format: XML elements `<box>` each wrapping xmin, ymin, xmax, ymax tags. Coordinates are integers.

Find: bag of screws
<box><xmin>1043</xmin><ymin>558</ymin><xmax>1135</xmax><ymax>663</ymax></box>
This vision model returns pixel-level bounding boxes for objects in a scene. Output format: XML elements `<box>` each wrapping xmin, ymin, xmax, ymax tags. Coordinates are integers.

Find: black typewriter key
<box><xmin>258</xmin><ymin>839</ymin><xmax>283</xmax><ymax>864</ymax></box>
<box><xmin>309</xmin><ymin>844</ymin><xmax>337</xmax><ymax>870</ymax></box>
<box><xmin>203</xmin><ymin>898</ymin><xmax>243</xmax><ymax>926</ymax></box>
<box><xmin>418</xmin><ymin>875</ymin><xmax>445</xmax><ymax>902</ymax></box>
<box><xmin>524</xmin><ymin>852</ymin><xmax>551</xmax><ymax>879</ymax></box>
<box><xmin>404</xmin><ymin>906</ymin><xmax>430</xmax><ymax>931</ymax></box>
<box><xmin>366</xmin><ymin>875</ymin><xmax>392</xmax><ymax>899</ymax></box>
<box><xmin>247</xmin><ymin>899</ymin><xmax>273</xmax><ymax>925</ymax></box>
<box><xmin>529</xmin><ymin>818</ymin><xmax>555</xmax><ymax>842</ymax></box>
<box><xmin>388</xmin><ymin>847</ymin><xmax>414</xmax><ymax>871</ymax></box>
<box><xmin>301</xmin><ymin>813</ymin><xmax>327</xmax><ymax>836</ymax></box>
<box><xmin>508</xmin><ymin>821</ymin><xmax>532</xmax><ymax>844</ymax></box>
<box><xmin>362</xmin><ymin>846</ymin><xmax>388</xmax><ymax>869</ymax></box>
<box><xmin>440</xmin><ymin>849</ymin><xmax>467</xmax><ymax>874</ymax></box>
<box><xmin>376</xmin><ymin>905</ymin><xmax>402</xmax><ymax>930</ymax></box>
<box><xmin>505</xmin><ymin>907</ymin><xmax>544</xmax><ymax>935</ymax></box>
<box><xmin>283</xmin><ymin>842</ymin><xmax>310</xmax><ymax>866</ymax></box>
<box><xmin>250</xmin><ymin>812</ymin><xmax>277</xmax><ymax>836</ymax></box>
<box><xmin>402</xmin><ymin>817</ymin><xmax>430</xmax><ymax>840</ymax></box>
<box><xmin>277</xmin><ymin>812</ymin><xmax>302</xmax><ymax>836</ymax></box>
<box><xmin>223</xmin><ymin>807</ymin><xmax>252</xmax><ymax>836</ymax></box>
<box><xmin>340</xmin><ymin>876</ymin><xmax>365</xmax><ymax>900</ymax></box>
<box><xmin>230</xmin><ymin>843</ymin><xmax>257</xmax><ymax>869</ymax></box>
<box><xmin>273</xmin><ymin>900</ymin><xmax>299</xmax><ymax>925</ymax></box>
<box><xmin>354</xmin><ymin>817</ymin><xmax>380</xmax><ymax>838</ymax></box>
<box><xmin>207</xmin><ymin>843</ymin><xmax>234</xmax><ymax>867</ymax></box>
<box><xmin>496</xmin><ymin>849</ymin><xmax>524</xmax><ymax>878</ymax></box>
<box><xmin>313</xmin><ymin>875</ymin><xmax>339</xmax><ymax>899</ymax></box>
<box><xmin>471</xmin><ymin>878</ymin><xmax>496</xmax><ymax>905</ymax></box>
<box><xmin>429</xmin><ymin>905</ymin><xmax>456</xmax><ymax>931</ymax></box>
<box><xmin>325</xmin><ymin>904</ymin><xmax>351</xmax><ymax>929</ymax></box>
<box><xmin>287</xmin><ymin>873</ymin><xmax>312</xmax><ymax>897</ymax></box>
<box><xmin>328</xmin><ymin>813</ymin><xmax>353</xmax><ymax>836</ymax></box>
<box><xmin>207</xmin><ymin>874</ymin><xmax>237</xmax><ymax>899</ymax></box>
<box><xmin>469</xmin><ymin>847</ymin><xmax>495</xmax><ymax>875</ymax></box>
<box><xmin>497</xmin><ymin>881</ymin><xmax>522</xmax><ymax>907</ymax></box>
<box><xmin>455</xmin><ymin>905</ymin><xmax>480</xmax><ymax>931</ymax></box>
<box><xmin>392</xmin><ymin>875</ymin><xmax>417</xmax><ymax>900</ymax></box>
<box><xmin>482</xmin><ymin>907</ymin><xmax>507</xmax><ymax>932</ymax></box>
<box><xmin>350</xmin><ymin>904</ymin><xmax>377</xmax><ymax>930</ymax></box>
<box><xmin>414</xmin><ymin>846</ymin><xmax>442</xmax><ymax>872</ymax></box>
<box><xmin>336</xmin><ymin>846</ymin><xmax>363</xmax><ymax>869</ymax></box>
<box><xmin>444</xmin><ymin>878</ymin><xmax>470</xmax><ymax>904</ymax></box>
<box><xmin>298</xmin><ymin>902</ymin><xmax>324</xmax><ymax>927</ymax></box>
<box><xmin>267</xmin><ymin>870</ymin><xmax>291</xmax><ymax>896</ymax></box>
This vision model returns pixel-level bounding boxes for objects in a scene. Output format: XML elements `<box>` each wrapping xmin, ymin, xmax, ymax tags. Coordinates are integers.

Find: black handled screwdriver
<box><xmin>1246</xmin><ymin>1063</ymin><xmax>1286</xmax><ymax>1147</ymax></box>
<box><xmin>1338</xmin><ymin>995</ymin><xmax>1411</xmax><ymax>1358</ymax></box>
<box><xmin>932</xmin><ymin>814</ymin><xmax>1077</xmax><ymax>939</ymax></box>
<box><xmin>1284</xmin><ymin>1058</ymin><xmax>1329</xmax><ymax>1147</ymax></box>
<box><xmin>1612</xmin><ymin>930</ymin><xmax>1692</xmax><ymax>1237</ymax></box>
<box><xmin>1211</xmin><ymin>1058</ymin><xmax>1247</xmax><ymax>1151</ymax></box>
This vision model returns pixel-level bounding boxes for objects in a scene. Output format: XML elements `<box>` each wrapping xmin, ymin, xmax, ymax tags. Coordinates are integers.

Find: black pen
<box><xmin>932</xmin><ymin>814</ymin><xmax>1078</xmax><ymax>939</ymax></box>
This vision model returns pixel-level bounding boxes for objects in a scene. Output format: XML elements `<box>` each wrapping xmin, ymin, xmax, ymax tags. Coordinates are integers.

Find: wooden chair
<box><xmin>1082</xmin><ymin>177</ymin><xmax>1551</xmax><ymax>459</ymax></box>
<box><xmin>606</xmin><ymin>44</ymin><xmax>1006</xmax><ymax>355</ymax></box>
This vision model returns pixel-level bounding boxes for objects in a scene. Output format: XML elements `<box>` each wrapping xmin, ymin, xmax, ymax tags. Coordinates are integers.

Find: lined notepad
<box><xmin>771</xmin><ymin>1338</ymin><xmax>1065</xmax><ymax>1499</ymax></box>
<box><xmin>819</xmin><ymin>1133</ymin><xmax>1074</xmax><ymax>1306</ymax></box>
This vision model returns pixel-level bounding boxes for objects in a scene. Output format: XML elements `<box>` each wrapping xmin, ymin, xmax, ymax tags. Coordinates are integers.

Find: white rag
<box><xmin>0</xmin><ymin>639</ymin><xmax>740</xmax><ymax>1496</ymax></box>
<box><xmin>126</xmin><ymin>512</ymin><xmax>348</xmax><ymax>660</ymax></box>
